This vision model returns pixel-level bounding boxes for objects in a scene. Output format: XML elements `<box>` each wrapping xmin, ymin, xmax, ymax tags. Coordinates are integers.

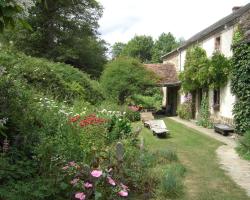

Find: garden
<box><xmin>0</xmin><ymin>1</ymin><xmax>250</xmax><ymax>200</ymax></box>
<box><xmin>0</xmin><ymin>51</ymin><xmax>164</xmax><ymax>199</ymax></box>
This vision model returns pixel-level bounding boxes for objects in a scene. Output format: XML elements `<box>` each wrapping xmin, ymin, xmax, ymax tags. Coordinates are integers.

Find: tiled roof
<box><xmin>144</xmin><ymin>64</ymin><xmax>180</xmax><ymax>86</ymax></box>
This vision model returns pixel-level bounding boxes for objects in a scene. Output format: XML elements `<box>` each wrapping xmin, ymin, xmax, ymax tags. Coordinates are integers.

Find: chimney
<box><xmin>232</xmin><ymin>6</ymin><xmax>242</xmax><ymax>12</ymax></box>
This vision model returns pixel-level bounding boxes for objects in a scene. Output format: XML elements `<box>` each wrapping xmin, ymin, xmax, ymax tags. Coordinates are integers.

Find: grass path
<box><xmin>138</xmin><ymin>118</ymin><xmax>249</xmax><ymax>200</ymax></box>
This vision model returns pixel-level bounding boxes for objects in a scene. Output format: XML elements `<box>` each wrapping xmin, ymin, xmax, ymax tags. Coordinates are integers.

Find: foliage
<box><xmin>111</xmin><ymin>42</ymin><xmax>126</xmax><ymax>59</ymax></box>
<box><xmin>0</xmin><ymin>0</ymin><xmax>33</xmax><ymax>32</ymax></box>
<box><xmin>177</xmin><ymin>94</ymin><xmax>192</xmax><ymax>120</ymax></box>
<box><xmin>160</xmin><ymin>163</ymin><xmax>185</xmax><ymax>198</ymax></box>
<box><xmin>209</xmin><ymin>52</ymin><xmax>231</xmax><ymax>89</ymax></box>
<box><xmin>0</xmin><ymin>50</ymin><xmax>104</xmax><ymax>104</ymax></box>
<box><xmin>60</xmin><ymin>161</ymin><xmax>131</xmax><ymax>199</ymax></box>
<box><xmin>100</xmin><ymin>57</ymin><xmax>157</xmax><ymax>104</ymax></box>
<box><xmin>0</xmin><ymin>72</ymin><xmax>156</xmax><ymax>199</ymax></box>
<box><xmin>0</xmin><ymin>56</ymin><xmax>159</xmax><ymax>198</ymax></box>
<box><xmin>1</xmin><ymin>0</ymin><xmax>107</xmax><ymax>77</ymax></box>
<box><xmin>104</xmin><ymin>113</ymin><xmax>132</xmax><ymax>143</ymax></box>
<box><xmin>197</xmin><ymin>93</ymin><xmax>213</xmax><ymax>128</ymax></box>
<box><xmin>231</xmin><ymin>27</ymin><xmax>250</xmax><ymax>134</ymax></box>
<box><xmin>179</xmin><ymin>46</ymin><xmax>230</xmax><ymax>92</ymax></box>
<box><xmin>151</xmin><ymin>32</ymin><xmax>179</xmax><ymax>63</ymax></box>
<box><xmin>179</xmin><ymin>46</ymin><xmax>210</xmax><ymax>92</ymax></box>
<box><xmin>129</xmin><ymin>92</ymin><xmax>162</xmax><ymax>110</ymax></box>
<box><xmin>121</xmin><ymin>35</ymin><xmax>154</xmax><ymax>62</ymax></box>
<box><xmin>124</xmin><ymin>109</ymin><xmax>141</xmax><ymax>122</ymax></box>
<box><xmin>120</xmin><ymin>143</ymin><xmax>158</xmax><ymax>196</ymax></box>
<box><xmin>237</xmin><ymin>130</ymin><xmax>250</xmax><ymax>160</ymax></box>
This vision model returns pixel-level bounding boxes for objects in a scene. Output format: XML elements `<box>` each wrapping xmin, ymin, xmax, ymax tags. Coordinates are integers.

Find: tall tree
<box><xmin>111</xmin><ymin>42</ymin><xmax>126</xmax><ymax>59</ymax></box>
<box><xmin>151</xmin><ymin>32</ymin><xmax>178</xmax><ymax>63</ymax></box>
<box><xmin>0</xmin><ymin>0</ymin><xmax>33</xmax><ymax>32</ymax></box>
<box><xmin>100</xmin><ymin>57</ymin><xmax>157</xmax><ymax>104</ymax></box>
<box><xmin>121</xmin><ymin>35</ymin><xmax>154</xmax><ymax>62</ymax></box>
<box><xmin>1</xmin><ymin>0</ymin><xmax>107</xmax><ymax>77</ymax></box>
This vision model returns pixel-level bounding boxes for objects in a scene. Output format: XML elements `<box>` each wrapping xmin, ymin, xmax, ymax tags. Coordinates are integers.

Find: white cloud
<box><xmin>98</xmin><ymin>0</ymin><xmax>249</xmax><ymax>45</ymax></box>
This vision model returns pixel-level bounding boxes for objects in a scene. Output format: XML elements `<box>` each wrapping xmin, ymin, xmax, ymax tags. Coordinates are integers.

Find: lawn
<box><xmin>136</xmin><ymin>118</ymin><xmax>250</xmax><ymax>200</ymax></box>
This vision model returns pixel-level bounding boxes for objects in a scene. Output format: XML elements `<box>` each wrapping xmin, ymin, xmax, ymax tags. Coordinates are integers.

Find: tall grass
<box><xmin>160</xmin><ymin>163</ymin><xmax>186</xmax><ymax>198</ymax></box>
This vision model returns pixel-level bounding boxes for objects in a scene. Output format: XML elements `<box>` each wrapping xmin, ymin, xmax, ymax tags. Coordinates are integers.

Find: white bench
<box><xmin>145</xmin><ymin>120</ymin><xmax>169</xmax><ymax>137</ymax></box>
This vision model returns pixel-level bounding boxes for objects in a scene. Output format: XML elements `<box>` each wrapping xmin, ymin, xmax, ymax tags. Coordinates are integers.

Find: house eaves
<box><xmin>161</xmin><ymin>3</ymin><xmax>250</xmax><ymax>60</ymax></box>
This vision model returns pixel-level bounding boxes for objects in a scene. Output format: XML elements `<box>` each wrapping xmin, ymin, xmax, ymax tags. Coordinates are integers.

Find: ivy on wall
<box><xmin>231</xmin><ymin>28</ymin><xmax>250</xmax><ymax>134</ymax></box>
<box><xmin>179</xmin><ymin>45</ymin><xmax>230</xmax><ymax>92</ymax></box>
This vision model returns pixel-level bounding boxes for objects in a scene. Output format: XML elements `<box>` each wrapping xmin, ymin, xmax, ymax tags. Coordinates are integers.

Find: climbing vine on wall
<box><xmin>179</xmin><ymin>46</ymin><xmax>209</xmax><ymax>92</ymax></box>
<box><xmin>179</xmin><ymin>45</ymin><xmax>230</xmax><ymax>92</ymax></box>
<box><xmin>197</xmin><ymin>94</ymin><xmax>213</xmax><ymax>128</ymax></box>
<box><xmin>231</xmin><ymin>27</ymin><xmax>250</xmax><ymax>134</ymax></box>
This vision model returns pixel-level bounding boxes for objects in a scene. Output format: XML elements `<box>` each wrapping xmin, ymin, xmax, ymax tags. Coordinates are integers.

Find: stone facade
<box><xmin>162</xmin><ymin>53</ymin><xmax>179</xmax><ymax>71</ymax></box>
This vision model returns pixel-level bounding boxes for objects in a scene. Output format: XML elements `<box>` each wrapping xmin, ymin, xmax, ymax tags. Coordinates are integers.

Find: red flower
<box><xmin>78</xmin><ymin>114</ymin><xmax>107</xmax><ymax>128</ymax></box>
<box><xmin>70</xmin><ymin>115</ymin><xmax>81</xmax><ymax>123</ymax></box>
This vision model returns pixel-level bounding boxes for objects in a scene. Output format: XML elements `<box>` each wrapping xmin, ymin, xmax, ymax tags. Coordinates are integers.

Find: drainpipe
<box><xmin>177</xmin><ymin>48</ymin><xmax>181</xmax><ymax>71</ymax></box>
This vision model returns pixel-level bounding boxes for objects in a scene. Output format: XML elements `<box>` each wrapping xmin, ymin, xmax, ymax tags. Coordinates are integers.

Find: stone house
<box><xmin>160</xmin><ymin>3</ymin><xmax>250</xmax><ymax>125</ymax></box>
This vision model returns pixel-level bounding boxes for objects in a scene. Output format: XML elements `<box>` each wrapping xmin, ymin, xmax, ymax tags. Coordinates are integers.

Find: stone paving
<box><xmin>169</xmin><ymin>116</ymin><xmax>250</xmax><ymax>197</ymax></box>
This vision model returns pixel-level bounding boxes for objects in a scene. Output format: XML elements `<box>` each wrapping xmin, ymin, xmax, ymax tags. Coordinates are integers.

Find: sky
<box><xmin>97</xmin><ymin>0</ymin><xmax>249</xmax><ymax>46</ymax></box>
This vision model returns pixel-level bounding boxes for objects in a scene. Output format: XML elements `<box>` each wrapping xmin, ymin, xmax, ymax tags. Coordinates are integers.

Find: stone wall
<box><xmin>163</xmin><ymin>53</ymin><xmax>179</xmax><ymax>71</ymax></box>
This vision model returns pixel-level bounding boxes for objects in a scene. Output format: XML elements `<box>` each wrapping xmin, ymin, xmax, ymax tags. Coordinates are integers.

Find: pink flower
<box><xmin>62</xmin><ymin>165</ymin><xmax>69</xmax><ymax>170</ymax></box>
<box><xmin>70</xmin><ymin>178</ymin><xmax>79</xmax><ymax>185</ymax></box>
<box><xmin>75</xmin><ymin>192</ymin><xmax>86</xmax><ymax>200</ymax></box>
<box><xmin>107</xmin><ymin>176</ymin><xmax>116</xmax><ymax>186</ymax></box>
<box><xmin>91</xmin><ymin>170</ymin><xmax>102</xmax><ymax>178</ymax></box>
<box><xmin>120</xmin><ymin>183</ymin><xmax>129</xmax><ymax>191</ymax></box>
<box><xmin>84</xmin><ymin>182</ymin><xmax>93</xmax><ymax>189</ymax></box>
<box><xmin>118</xmin><ymin>190</ymin><xmax>128</xmax><ymax>197</ymax></box>
<box><xmin>69</xmin><ymin>161</ymin><xmax>77</xmax><ymax>167</ymax></box>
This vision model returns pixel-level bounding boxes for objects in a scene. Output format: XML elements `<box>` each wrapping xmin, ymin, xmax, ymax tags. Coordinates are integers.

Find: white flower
<box><xmin>0</xmin><ymin>118</ymin><xmax>8</xmax><ymax>125</ymax></box>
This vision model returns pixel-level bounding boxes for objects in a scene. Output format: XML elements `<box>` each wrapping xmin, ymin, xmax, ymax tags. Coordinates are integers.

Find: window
<box><xmin>213</xmin><ymin>89</ymin><xmax>220</xmax><ymax>111</ymax></box>
<box><xmin>215</xmin><ymin>36</ymin><xmax>221</xmax><ymax>51</ymax></box>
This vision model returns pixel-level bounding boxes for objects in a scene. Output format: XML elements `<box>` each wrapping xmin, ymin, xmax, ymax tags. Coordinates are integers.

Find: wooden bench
<box><xmin>214</xmin><ymin>124</ymin><xmax>234</xmax><ymax>136</ymax></box>
<box><xmin>144</xmin><ymin>120</ymin><xmax>169</xmax><ymax>137</ymax></box>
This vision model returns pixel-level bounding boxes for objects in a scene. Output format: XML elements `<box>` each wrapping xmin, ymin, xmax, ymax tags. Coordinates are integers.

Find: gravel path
<box><xmin>217</xmin><ymin>145</ymin><xmax>250</xmax><ymax>196</ymax></box>
<box><xmin>169</xmin><ymin>117</ymin><xmax>250</xmax><ymax>196</ymax></box>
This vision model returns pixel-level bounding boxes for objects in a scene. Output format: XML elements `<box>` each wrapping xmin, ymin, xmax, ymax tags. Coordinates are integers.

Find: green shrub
<box><xmin>124</xmin><ymin>109</ymin><xmax>141</xmax><ymax>122</ymax></box>
<box><xmin>0</xmin><ymin>51</ymin><xmax>104</xmax><ymax>104</ymax></box>
<box><xmin>177</xmin><ymin>94</ymin><xmax>192</xmax><ymax>120</ymax></box>
<box><xmin>121</xmin><ymin>143</ymin><xmax>158</xmax><ymax>195</ymax></box>
<box><xmin>160</xmin><ymin>163</ymin><xmax>185</xmax><ymax>198</ymax></box>
<box><xmin>100</xmin><ymin>57</ymin><xmax>157</xmax><ymax>104</ymax></box>
<box><xmin>105</xmin><ymin>115</ymin><xmax>132</xmax><ymax>142</ymax></box>
<box><xmin>129</xmin><ymin>93</ymin><xmax>162</xmax><ymax>110</ymax></box>
<box><xmin>237</xmin><ymin>130</ymin><xmax>250</xmax><ymax>160</ymax></box>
